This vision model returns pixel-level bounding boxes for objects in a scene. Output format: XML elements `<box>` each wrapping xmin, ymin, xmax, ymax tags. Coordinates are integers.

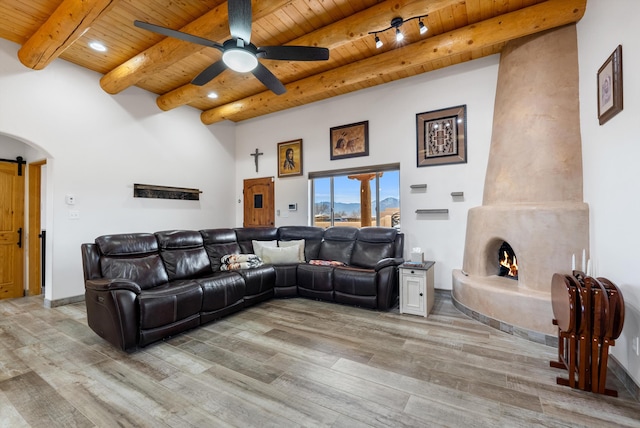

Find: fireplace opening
<box><xmin>498</xmin><ymin>241</ymin><xmax>518</xmax><ymax>280</ymax></box>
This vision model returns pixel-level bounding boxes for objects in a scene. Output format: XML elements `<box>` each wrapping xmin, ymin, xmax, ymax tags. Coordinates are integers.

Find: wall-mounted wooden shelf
<box><xmin>415</xmin><ymin>209</ymin><xmax>449</xmax><ymax>214</ymax></box>
<box><xmin>134</xmin><ymin>183</ymin><xmax>202</xmax><ymax>200</ymax></box>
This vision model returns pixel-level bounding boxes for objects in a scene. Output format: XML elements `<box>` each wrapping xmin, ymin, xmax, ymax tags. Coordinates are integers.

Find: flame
<box><xmin>500</xmin><ymin>250</ymin><xmax>518</xmax><ymax>277</ymax></box>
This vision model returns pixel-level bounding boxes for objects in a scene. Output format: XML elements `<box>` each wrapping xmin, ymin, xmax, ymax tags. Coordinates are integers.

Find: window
<box><xmin>310</xmin><ymin>164</ymin><xmax>400</xmax><ymax>228</ymax></box>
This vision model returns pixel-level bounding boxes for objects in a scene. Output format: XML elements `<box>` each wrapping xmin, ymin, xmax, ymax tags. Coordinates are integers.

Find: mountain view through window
<box><xmin>312</xmin><ymin>168</ymin><xmax>400</xmax><ymax>228</ymax></box>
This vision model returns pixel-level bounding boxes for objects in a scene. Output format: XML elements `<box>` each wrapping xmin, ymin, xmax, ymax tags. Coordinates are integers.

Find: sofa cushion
<box><xmin>297</xmin><ymin>264</ymin><xmax>334</xmax><ymax>302</ymax></box>
<box><xmin>278</xmin><ymin>226</ymin><xmax>324</xmax><ymax>260</ymax></box>
<box><xmin>138</xmin><ymin>281</ymin><xmax>203</xmax><ymax>329</ymax></box>
<box><xmin>96</xmin><ymin>233</ymin><xmax>168</xmax><ymax>290</ymax></box>
<box><xmin>278</xmin><ymin>239</ymin><xmax>305</xmax><ymax>262</ymax></box>
<box><xmin>318</xmin><ymin>227</ymin><xmax>358</xmax><ymax>265</ymax></box>
<box><xmin>273</xmin><ymin>264</ymin><xmax>298</xmax><ymax>297</ymax></box>
<box><xmin>350</xmin><ymin>227</ymin><xmax>398</xmax><ymax>269</ymax></box>
<box><xmin>100</xmin><ymin>254</ymin><xmax>169</xmax><ymax>290</ymax></box>
<box><xmin>200</xmin><ymin>228</ymin><xmax>242</xmax><ymax>271</ymax></box>
<box><xmin>261</xmin><ymin>245</ymin><xmax>300</xmax><ymax>265</ymax></box>
<box><xmin>297</xmin><ymin>264</ymin><xmax>334</xmax><ymax>292</ymax></box>
<box><xmin>156</xmin><ymin>230</ymin><xmax>211</xmax><ymax>280</ymax></box>
<box><xmin>333</xmin><ymin>267</ymin><xmax>378</xmax><ymax>309</ymax></box>
<box><xmin>234</xmin><ymin>265</ymin><xmax>276</xmax><ymax>300</ymax></box>
<box><xmin>196</xmin><ymin>272</ymin><xmax>245</xmax><ymax>312</ymax></box>
<box><xmin>251</xmin><ymin>239</ymin><xmax>277</xmax><ymax>259</ymax></box>
<box><xmin>333</xmin><ymin>267</ymin><xmax>377</xmax><ymax>296</ymax></box>
<box><xmin>235</xmin><ymin>227</ymin><xmax>278</xmax><ymax>253</ymax></box>
<box><xmin>96</xmin><ymin>233</ymin><xmax>159</xmax><ymax>256</ymax></box>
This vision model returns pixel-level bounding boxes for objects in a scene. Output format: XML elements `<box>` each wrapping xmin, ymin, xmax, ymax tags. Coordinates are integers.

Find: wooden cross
<box><xmin>250</xmin><ymin>148</ymin><xmax>263</xmax><ymax>172</ymax></box>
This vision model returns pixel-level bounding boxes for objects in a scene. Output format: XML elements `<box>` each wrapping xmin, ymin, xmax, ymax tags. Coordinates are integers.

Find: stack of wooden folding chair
<box><xmin>550</xmin><ymin>271</ymin><xmax>625</xmax><ymax>396</ymax></box>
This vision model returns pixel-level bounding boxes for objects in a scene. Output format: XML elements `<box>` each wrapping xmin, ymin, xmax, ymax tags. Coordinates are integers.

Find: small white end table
<box><xmin>399</xmin><ymin>261</ymin><xmax>435</xmax><ymax>317</ymax></box>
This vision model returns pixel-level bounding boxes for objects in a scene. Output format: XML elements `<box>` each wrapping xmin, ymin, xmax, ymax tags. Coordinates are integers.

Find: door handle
<box><xmin>17</xmin><ymin>227</ymin><xmax>22</xmax><ymax>248</ymax></box>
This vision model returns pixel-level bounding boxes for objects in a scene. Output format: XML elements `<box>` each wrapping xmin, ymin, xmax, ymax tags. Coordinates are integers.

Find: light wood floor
<box><xmin>0</xmin><ymin>292</ymin><xmax>638</xmax><ymax>427</ymax></box>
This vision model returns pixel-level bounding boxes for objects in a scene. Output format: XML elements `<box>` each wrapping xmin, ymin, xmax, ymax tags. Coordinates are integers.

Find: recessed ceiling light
<box><xmin>207</xmin><ymin>92</ymin><xmax>218</xmax><ymax>99</ymax></box>
<box><xmin>88</xmin><ymin>42</ymin><xmax>107</xmax><ymax>52</ymax></box>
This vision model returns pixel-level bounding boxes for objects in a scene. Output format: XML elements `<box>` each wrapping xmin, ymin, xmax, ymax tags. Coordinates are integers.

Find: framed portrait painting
<box><xmin>330</xmin><ymin>121</ymin><xmax>369</xmax><ymax>160</ymax></box>
<box><xmin>416</xmin><ymin>105</ymin><xmax>467</xmax><ymax>167</ymax></box>
<box><xmin>597</xmin><ymin>45</ymin><xmax>623</xmax><ymax>126</ymax></box>
<box><xmin>277</xmin><ymin>139</ymin><xmax>303</xmax><ymax>177</ymax></box>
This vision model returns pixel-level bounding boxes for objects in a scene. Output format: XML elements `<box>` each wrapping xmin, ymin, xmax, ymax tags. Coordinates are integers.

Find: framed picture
<box><xmin>597</xmin><ymin>45</ymin><xmax>623</xmax><ymax>126</ymax></box>
<box><xmin>416</xmin><ymin>104</ymin><xmax>467</xmax><ymax>167</ymax></box>
<box><xmin>330</xmin><ymin>120</ymin><xmax>369</xmax><ymax>160</ymax></box>
<box><xmin>277</xmin><ymin>139</ymin><xmax>303</xmax><ymax>177</ymax></box>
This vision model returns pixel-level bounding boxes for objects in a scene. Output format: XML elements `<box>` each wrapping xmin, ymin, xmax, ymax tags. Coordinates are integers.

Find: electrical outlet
<box><xmin>69</xmin><ymin>210</ymin><xmax>80</xmax><ymax>220</ymax></box>
<box><xmin>633</xmin><ymin>337</ymin><xmax>640</xmax><ymax>357</ymax></box>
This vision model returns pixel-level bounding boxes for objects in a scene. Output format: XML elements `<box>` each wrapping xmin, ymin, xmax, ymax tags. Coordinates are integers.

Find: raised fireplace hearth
<box><xmin>452</xmin><ymin>24</ymin><xmax>589</xmax><ymax>337</ymax></box>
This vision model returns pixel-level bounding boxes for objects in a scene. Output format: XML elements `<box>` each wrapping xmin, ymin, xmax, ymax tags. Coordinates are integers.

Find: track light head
<box><xmin>395</xmin><ymin>28</ymin><xmax>404</xmax><ymax>42</ymax></box>
<box><xmin>419</xmin><ymin>20</ymin><xmax>428</xmax><ymax>35</ymax></box>
<box><xmin>375</xmin><ymin>35</ymin><xmax>383</xmax><ymax>49</ymax></box>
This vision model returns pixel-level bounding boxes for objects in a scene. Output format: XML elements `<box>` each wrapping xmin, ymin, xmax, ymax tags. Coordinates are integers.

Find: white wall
<box><xmin>577</xmin><ymin>0</ymin><xmax>640</xmax><ymax>386</ymax></box>
<box><xmin>0</xmin><ymin>134</ymin><xmax>45</xmax><ymax>161</ymax></box>
<box><xmin>0</xmin><ymin>39</ymin><xmax>237</xmax><ymax>303</ymax></box>
<box><xmin>234</xmin><ymin>56</ymin><xmax>499</xmax><ymax>291</ymax></box>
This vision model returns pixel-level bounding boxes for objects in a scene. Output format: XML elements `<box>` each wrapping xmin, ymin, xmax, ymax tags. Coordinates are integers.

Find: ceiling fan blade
<box><xmin>252</xmin><ymin>63</ymin><xmax>286</xmax><ymax>95</ymax></box>
<box><xmin>134</xmin><ymin>20</ymin><xmax>223</xmax><ymax>51</ymax></box>
<box><xmin>228</xmin><ymin>0</ymin><xmax>252</xmax><ymax>43</ymax></box>
<box><xmin>258</xmin><ymin>45</ymin><xmax>330</xmax><ymax>61</ymax></box>
<box><xmin>191</xmin><ymin>60</ymin><xmax>227</xmax><ymax>86</ymax></box>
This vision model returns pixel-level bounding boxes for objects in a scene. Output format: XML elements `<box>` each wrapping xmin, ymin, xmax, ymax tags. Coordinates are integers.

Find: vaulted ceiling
<box><xmin>0</xmin><ymin>0</ymin><xmax>586</xmax><ymax>125</ymax></box>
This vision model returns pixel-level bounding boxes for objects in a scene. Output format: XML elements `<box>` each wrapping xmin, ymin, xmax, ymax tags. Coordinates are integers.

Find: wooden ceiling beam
<box><xmin>99</xmin><ymin>0</ymin><xmax>293</xmax><ymax>94</ymax></box>
<box><xmin>17</xmin><ymin>0</ymin><xmax>117</xmax><ymax>70</ymax></box>
<box><xmin>200</xmin><ymin>0</ymin><xmax>586</xmax><ymax>125</ymax></box>
<box><xmin>156</xmin><ymin>0</ymin><xmax>454</xmax><ymax>111</ymax></box>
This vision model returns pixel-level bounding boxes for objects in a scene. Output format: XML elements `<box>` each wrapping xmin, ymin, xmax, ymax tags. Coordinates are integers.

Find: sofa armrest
<box><xmin>85</xmin><ymin>280</ymin><xmax>141</xmax><ymax>351</ymax></box>
<box><xmin>85</xmin><ymin>278</ymin><xmax>142</xmax><ymax>294</ymax></box>
<box><xmin>374</xmin><ymin>257</ymin><xmax>404</xmax><ymax>272</ymax></box>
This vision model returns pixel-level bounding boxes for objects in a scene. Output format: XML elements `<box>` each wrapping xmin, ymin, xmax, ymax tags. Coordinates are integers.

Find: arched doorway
<box><xmin>0</xmin><ymin>133</ymin><xmax>50</xmax><ymax>299</ymax></box>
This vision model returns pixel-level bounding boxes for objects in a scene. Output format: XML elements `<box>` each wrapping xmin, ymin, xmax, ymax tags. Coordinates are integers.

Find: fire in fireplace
<box><xmin>498</xmin><ymin>241</ymin><xmax>518</xmax><ymax>279</ymax></box>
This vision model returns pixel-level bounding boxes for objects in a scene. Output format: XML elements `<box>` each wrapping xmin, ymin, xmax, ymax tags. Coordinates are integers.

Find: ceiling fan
<box><xmin>134</xmin><ymin>0</ymin><xmax>330</xmax><ymax>95</ymax></box>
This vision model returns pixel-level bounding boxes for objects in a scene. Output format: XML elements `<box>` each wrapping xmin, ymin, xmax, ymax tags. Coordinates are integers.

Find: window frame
<box><xmin>309</xmin><ymin>163</ymin><xmax>400</xmax><ymax>228</ymax></box>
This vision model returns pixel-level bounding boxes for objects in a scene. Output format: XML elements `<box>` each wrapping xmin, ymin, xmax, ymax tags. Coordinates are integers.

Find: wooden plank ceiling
<box><xmin>0</xmin><ymin>0</ymin><xmax>586</xmax><ymax>125</ymax></box>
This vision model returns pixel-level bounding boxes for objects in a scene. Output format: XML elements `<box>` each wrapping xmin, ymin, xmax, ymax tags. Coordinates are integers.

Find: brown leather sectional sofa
<box><xmin>81</xmin><ymin>226</ymin><xmax>404</xmax><ymax>351</ymax></box>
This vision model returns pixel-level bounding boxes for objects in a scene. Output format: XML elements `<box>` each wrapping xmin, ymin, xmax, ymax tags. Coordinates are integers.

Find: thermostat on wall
<box><xmin>288</xmin><ymin>203</ymin><xmax>297</xmax><ymax>211</ymax></box>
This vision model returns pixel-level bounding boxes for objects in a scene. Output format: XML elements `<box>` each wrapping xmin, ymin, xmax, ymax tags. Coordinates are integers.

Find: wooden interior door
<box><xmin>0</xmin><ymin>160</ymin><xmax>25</xmax><ymax>299</ymax></box>
<box><xmin>243</xmin><ymin>177</ymin><xmax>275</xmax><ymax>227</ymax></box>
<box><xmin>28</xmin><ymin>160</ymin><xmax>45</xmax><ymax>296</ymax></box>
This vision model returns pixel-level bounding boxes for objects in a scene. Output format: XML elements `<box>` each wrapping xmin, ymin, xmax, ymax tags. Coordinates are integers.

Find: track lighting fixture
<box><xmin>368</xmin><ymin>14</ymin><xmax>429</xmax><ymax>49</ymax></box>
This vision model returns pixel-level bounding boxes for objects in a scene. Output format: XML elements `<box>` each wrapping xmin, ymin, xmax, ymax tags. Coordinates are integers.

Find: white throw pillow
<box><xmin>261</xmin><ymin>245</ymin><xmax>300</xmax><ymax>265</ymax></box>
<box><xmin>278</xmin><ymin>239</ymin><xmax>305</xmax><ymax>263</ymax></box>
<box><xmin>252</xmin><ymin>240</ymin><xmax>277</xmax><ymax>259</ymax></box>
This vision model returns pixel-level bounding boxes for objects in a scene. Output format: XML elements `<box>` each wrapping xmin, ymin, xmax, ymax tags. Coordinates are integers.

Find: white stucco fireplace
<box><xmin>452</xmin><ymin>24</ymin><xmax>589</xmax><ymax>339</ymax></box>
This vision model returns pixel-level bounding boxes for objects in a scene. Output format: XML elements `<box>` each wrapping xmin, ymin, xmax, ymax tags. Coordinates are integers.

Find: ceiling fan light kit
<box><xmin>133</xmin><ymin>0</ymin><xmax>329</xmax><ymax>95</ymax></box>
<box><xmin>369</xmin><ymin>14</ymin><xmax>429</xmax><ymax>49</ymax></box>
<box><xmin>222</xmin><ymin>40</ymin><xmax>258</xmax><ymax>72</ymax></box>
